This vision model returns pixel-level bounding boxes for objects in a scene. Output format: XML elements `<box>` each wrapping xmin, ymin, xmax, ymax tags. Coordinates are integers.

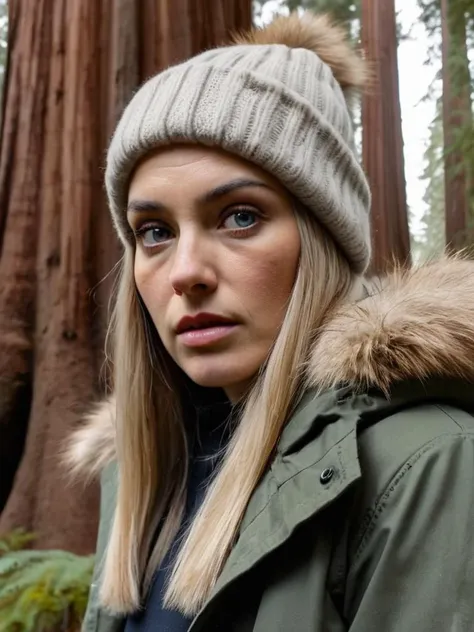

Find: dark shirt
<box><xmin>124</xmin><ymin>399</ymin><xmax>232</xmax><ymax>632</ymax></box>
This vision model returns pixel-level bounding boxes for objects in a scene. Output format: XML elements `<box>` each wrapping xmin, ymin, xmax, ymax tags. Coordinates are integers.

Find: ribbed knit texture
<box><xmin>106</xmin><ymin>43</ymin><xmax>371</xmax><ymax>272</ymax></box>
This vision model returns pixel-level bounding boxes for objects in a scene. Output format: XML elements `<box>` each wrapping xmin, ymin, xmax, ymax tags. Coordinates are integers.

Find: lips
<box><xmin>176</xmin><ymin>313</ymin><xmax>237</xmax><ymax>335</ymax></box>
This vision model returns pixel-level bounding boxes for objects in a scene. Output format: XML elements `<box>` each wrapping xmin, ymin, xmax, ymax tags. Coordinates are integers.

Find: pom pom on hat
<box><xmin>232</xmin><ymin>12</ymin><xmax>370</xmax><ymax>93</ymax></box>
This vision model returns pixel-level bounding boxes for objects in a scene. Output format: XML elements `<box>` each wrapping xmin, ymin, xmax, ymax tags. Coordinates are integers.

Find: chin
<box><xmin>180</xmin><ymin>356</ymin><xmax>257</xmax><ymax>392</ymax></box>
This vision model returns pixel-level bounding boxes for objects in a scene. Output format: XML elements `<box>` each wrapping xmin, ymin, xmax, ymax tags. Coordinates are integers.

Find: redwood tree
<box><xmin>440</xmin><ymin>0</ymin><xmax>472</xmax><ymax>251</ymax></box>
<box><xmin>361</xmin><ymin>0</ymin><xmax>411</xmax><ymax>273</ymax></box>
<box><xmin>0</xmin><ymin>0</ymin><xmax>251</xmax><ymax>554</ymax></box>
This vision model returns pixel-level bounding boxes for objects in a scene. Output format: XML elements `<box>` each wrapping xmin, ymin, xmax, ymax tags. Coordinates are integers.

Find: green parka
<box><xmin>74</xmin><ymin>258</ymin><xmax>474</xmax><ymax>631</ymax></box>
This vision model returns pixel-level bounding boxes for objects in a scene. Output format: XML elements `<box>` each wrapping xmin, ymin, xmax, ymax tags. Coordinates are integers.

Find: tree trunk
<box><xmin>0</xmin><ymin>0</ymin><xmax>52</xmax><ymax>512</ymax></box>
<box><xmin>0</xmin><ymin>0</ymin><xmax>251</xmax><ymax>554</ymax></box>
<box><xmin>361</xmin><ymin>0</ymin><xmax>411</xmax><ymax>274</ymax></box>
<box><xmin>441</xmin><ymin>0</ymin><xmax>472</xmax><ymax>252</ymax></box>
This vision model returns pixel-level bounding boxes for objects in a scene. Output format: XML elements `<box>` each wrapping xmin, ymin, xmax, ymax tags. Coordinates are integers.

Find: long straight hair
<box><xmin>99</xmin><ymin>208</ymin><xmax>357</xmax><ymax>616</ymax></box>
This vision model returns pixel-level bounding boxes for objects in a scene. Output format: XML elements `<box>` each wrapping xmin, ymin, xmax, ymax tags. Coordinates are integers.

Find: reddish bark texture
<box><xmin>0</xmin><ymin>0</ymin><xmax>251</xmax><ymax>553</ymax></box>
<box><xmin>361</xmin><ymin>0</ymin><xmax>411</xmax><ymax>274</ymax></box>
<box><xmin>441</xmin><ymin>0</ymin><xmax>472</xmax><ymax>251</ymax></box>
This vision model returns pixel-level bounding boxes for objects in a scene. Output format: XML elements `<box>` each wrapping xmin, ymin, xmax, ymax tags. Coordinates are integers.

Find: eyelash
<box><xmin>133</xmin><ymin>223</ymin><xmax>168</xmax><ymax>238</ymax></box>
<box><xmin>133</xmin><ymin>206</ymin><xmax>262</xmax><ymax>249</ymax></box>
<box><xmin>220</xmin><ymin>206</ymin><xmax>262</xmax><ymax>233</ymax></box>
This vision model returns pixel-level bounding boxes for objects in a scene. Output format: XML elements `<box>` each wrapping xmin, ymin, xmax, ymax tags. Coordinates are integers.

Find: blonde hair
<box><xmin>100</xmin><ymin>208</ymin><xmax>357</xmax><ymax>616</ymax></box>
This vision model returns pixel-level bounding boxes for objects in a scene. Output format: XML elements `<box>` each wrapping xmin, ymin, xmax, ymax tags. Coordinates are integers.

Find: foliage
<box><xmin>254</xmin><ymin>0</ymin><xmax>409</xmax><ymax>39</ymax></box>
<box><xmin>418</xmin><ymin>99</ymin><xmax>446</xmax><ymax>260</ymax></box>
<box><xmin>417</xmin><ymin>0</ymin><xmax>474</xmax><ymax>250</ymax></box>
<box><xmin>0</xmin><ymin>529</ymin><xmax>36</xmax><ymax>554</ymax></box>
<box><xmin>418</xmin><ymin>0</ymin><xmax>474</xmax><ymax>61</ymax></box>
<box><xmin>284</xmin><ymin>0</ymin><xmax>359</xmax><ymax>30</ymax></box>
<box><xmin>0</xmin><ymin>530</ymin><xmax>94</xmax><ymax>632</ymax></box>
<box><xmin>253</xmin><ymin>0</ymin><xmax>358</xmax><ymax>33</ymax></box>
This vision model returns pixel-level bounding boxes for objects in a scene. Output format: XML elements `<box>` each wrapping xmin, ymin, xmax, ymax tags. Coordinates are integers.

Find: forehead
<box><xmin>128</xmin><ymin>145</ymin><xmax>284</xmax><ymax>199</ymax></box>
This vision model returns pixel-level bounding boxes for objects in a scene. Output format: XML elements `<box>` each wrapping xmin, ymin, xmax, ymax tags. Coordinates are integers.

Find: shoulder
<box><xmin>341</xmin><ymin>401</ymin><xmax>474</xmax><ymax>627</ymax></box>
<box><xmin>351</xmin><ymin>400</ymin><xmax>474</xmax><ymax>554</ymax></box>
<box><xmin>358</xmin><ymin>400</ymin><xmax>474</xmax><ymax>493</ymax></box>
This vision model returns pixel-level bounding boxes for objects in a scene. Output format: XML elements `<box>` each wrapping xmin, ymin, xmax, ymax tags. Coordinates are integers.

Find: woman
<box><xmin>70</xmin><ymin>12</ymin><xmax>474</xmax><ymax>632</ymax></box>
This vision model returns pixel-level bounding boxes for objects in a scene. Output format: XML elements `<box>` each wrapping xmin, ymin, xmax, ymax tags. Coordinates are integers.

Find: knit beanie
<box><xmin>106</xmin><ymin>13</ymin><xmax>372</xmax><ymax>273</ymax></box>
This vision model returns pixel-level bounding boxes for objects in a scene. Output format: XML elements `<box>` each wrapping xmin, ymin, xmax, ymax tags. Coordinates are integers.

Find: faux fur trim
<box><xmin>309</xmin><ymin>257</ymin><xmax>474</xmax><ymax>394</ymax></box>
<box><xmin>67</xmin><ymin>257</ymin><xmax>474</xmax><ymax>474</ymax></box>
<box><xmin>232</xmin><ymin>12</ymin><xmax>370</xmax><ymax>92</ymax></box>
<box><xmin>64</xmin><ymin>396</ymin><xmax>116</xmax><ymax>479</ymax></box>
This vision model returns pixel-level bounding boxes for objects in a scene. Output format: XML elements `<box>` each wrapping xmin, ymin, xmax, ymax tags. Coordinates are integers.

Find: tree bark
<box><xmin>0</xmin><ymin>0</ymin><xmax>251</xmax><ymax>554</ymax></box>
<box><xmin>441</xmin><ymin>0</ymin><xmax>472</xmax><ymax>252</ymax></box>
<box><xmin>0</xmin><ymin>0</ymin><xmax>53</xmax><ymax>511</ymax></box>
<box><xmin>361</xmin><ymin>0</ymin><xmax>411</xmax><ymax>274</ymax></box>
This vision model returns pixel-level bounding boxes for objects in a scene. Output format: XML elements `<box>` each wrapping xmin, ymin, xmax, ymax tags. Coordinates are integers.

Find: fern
<box><xmin>0</xmin><ymin>531</ymin><xmax>94</xmax><ymax>632</ymax></box>
<box><xmin>0</xmin><ymin>529</ymin><xmax>36</xmax><ymax>554</ymax></box>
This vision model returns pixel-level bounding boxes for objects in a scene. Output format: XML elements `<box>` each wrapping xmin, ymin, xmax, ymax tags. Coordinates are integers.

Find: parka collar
<box><xmin>307</xmin><ymin>256</ymin><xmax>474</xmax><ymax>395</ymax></box>
<box><xmin>208</xmin><ymin>388</ymin><xmax>365</xmax><ymax>597</ymax></box>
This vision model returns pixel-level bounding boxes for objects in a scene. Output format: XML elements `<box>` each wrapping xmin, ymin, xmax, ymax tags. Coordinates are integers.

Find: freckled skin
<box><xmin>128</xmin><ymin>146</ymin><xmax>301</xmax><ymax>402</ymax></box>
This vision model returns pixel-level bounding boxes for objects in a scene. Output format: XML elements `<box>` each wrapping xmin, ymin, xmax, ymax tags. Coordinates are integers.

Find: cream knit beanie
<box><xmin>106</xmin><ymin>13</ymin><xmax>372</xmax><ymax>272</ymax></box>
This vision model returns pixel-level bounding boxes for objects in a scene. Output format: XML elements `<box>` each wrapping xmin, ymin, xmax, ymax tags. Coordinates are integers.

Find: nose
<box><xmin>169</xmin><ymin>232</ymin><xmax>218</xmax><ymax>297</ymax></box>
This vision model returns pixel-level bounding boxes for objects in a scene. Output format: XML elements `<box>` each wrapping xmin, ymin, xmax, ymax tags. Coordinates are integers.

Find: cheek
<box><xmin>239</xmin><ymin>226</ymin><xmax>300</xmax><ymax>321</ymax></box>
<box><xmin>133</xmin><ymin>255</ymin><xmax>170</xmax><ymax>325</ymax></box>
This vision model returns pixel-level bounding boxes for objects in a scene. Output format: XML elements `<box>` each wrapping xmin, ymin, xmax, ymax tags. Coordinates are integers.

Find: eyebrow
<box><xmin>200</xmin><ymin>178</ymin><xmax>271</xmax><ymax>203</ymax></box>
<box><xmin>127</xmin><ymin>178</ymin><xmax>272</xmax><ymax>213</ymax></box>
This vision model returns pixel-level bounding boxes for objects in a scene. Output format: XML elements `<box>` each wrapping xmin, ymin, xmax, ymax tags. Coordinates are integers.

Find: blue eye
<box><xmin>223</xmin><ymin>210</ymin><xmax>258</xmax><ymax>230</ymax></box>
<box><xmin>138</xmin><ymin>226</ymin><xmax>172</xmax><ymax>247</ymax></box>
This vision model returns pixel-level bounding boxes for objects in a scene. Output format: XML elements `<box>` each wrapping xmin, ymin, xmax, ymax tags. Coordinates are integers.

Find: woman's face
<box><xmin>127</xmin><ymin>146</ymin><xmax>300</xmax><ymax>402</ymax></box>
